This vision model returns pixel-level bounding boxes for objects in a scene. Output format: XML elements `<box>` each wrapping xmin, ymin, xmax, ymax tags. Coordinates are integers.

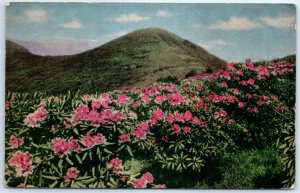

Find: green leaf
<box><xmin>75</xmin><ymin>154</ymin><xmax>82</xmax><ymax>164</ymax></box>
<box><xmin>126</xmin><ymin>145</ymin><xmax>133</xmax><ymax>157</ymax></box>
<box><xmin>49</xmin><ymin>180</ymin><xmax>58</xmax><ymax>188</ymax></box>
<box><xmin>82</xmin><ymin>152</ymin><xmax>88</xmax><ymax>161</ymax></box>
<box><xmin>103</xmin><ymin>148</ymin><xmax>113</xmax><ymax>154</ymax></box>
<box><xmin>58</xmin><ymin>159</ymin><xmax>63</xmax><ymax>173</ymax></box>
<box><xmin>82</xmin><ymin>177</ymin><xmax>96</xmax><ymax>185</ymax></box>
<box><xmin>73</xmin><ymin>128</ymin><xmax>79</xmax><ymax>135</ymax></box>
<box><xmin>66</xmin><ymin>156</ymin><xmax>74</xmax><ymax>165</ymax></box>
<box><xmin>42</xmin><ymin>175</ymin><xmax>59</xmax><ymax>180</ymax></box>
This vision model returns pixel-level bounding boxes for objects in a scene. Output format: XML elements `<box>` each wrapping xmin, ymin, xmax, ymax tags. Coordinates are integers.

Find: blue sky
<box><xmin>6</xmin><ymin>3</ymin><xmax>296</xmax><ymax>62</ymax></box>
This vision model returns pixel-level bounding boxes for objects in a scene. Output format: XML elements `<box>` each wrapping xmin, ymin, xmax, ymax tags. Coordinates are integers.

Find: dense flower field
<box><xmin>5</xmin><ymin>59</ymin><xmax>295</xmax><ymax>188</ymax></box>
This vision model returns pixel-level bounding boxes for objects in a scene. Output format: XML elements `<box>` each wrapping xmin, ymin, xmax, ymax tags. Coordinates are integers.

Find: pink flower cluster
<box><xmin>133</xmin><ymin>122</ymin><xmax>150</xmax><ymax>140</ymax></box>
<box><xmin>24</xmin><ymin>107</ymin><xmax>48</xmax><ymax>128</ymax></box>
<box><xmin>239</xmin><ymin>78</ymin><xmax>255</xmax><ymax>86</ymax></box>
<box><xmin>150</xmin><ymin>108</ymin><xmax>165</xmax><ymax>124</ymax></box>
<box><xmin>272</xmin><ymin>68</ymin><xmax>294</xmax><ymax>76</ymax></box>
<box><xmin>215</xmin><ymin>109</ymin><xmax>228</xmax><ymax>119</ymax></box>
<box><xmin>134</xmin><ymin>172</ymin><xmax>154</xmax><ymax>188</ymax></box>
<box><xmin>9</xmin><ymin>151</ymin><xmax>33</xmax><ymax>177</ymax></box>
<box><xmin>257</xmin><ymin>95</ymin><xmax>271</xmax><ymax>105</ymax></box>
<box><xmin>107</xmin><ymin>157</ymin><xmax>123</xmax><ymax>174</ymax></box>
<box><xmin>115</xmin><ymin>94</ymin><xmax>131</xmax><ymax>105</ymax></box>
<box><xmin>82</xmin><ymin>133</ymin><xmax>106</xmax><ymax>147</ymax></box>
<box><xmin>73</xmin><ymin>104</ymin><xmax>126</xmax><ymax>125</ymax></box>
<box><xmin>10</xmin><ymin>135</ymin><xmax>24</xmax><ymax>149</ymax></box>
<box><xmin>257</xmin><ymin>65</ymin><xmax>270</xmax><ymax>80</ymax></box>
<box><xmin>168</xmin><ymin>92</ymin><xmax>187</xmax><ymax>105</ymax></box>
<box><xmin>91</xmin><ymin>93</ymin><xmax>112</xmax><ymax>109</ymax></box>
<box><xmin>5</xmin><ymin>101</ymin><xmax>11</xmax><ymax>110</ymax></box>
<box><xmin>167</xmin><ymin>111</ymin><xmax>193</xmax><ymax>124</ymax></box>
<box><xmin>154</xmin><ymin>95</ymin><xmax>167</xmax><ymax>103</ymax></box>
<box><xmin>52</xmin><ymin>138</ymin><xmax>82</xmax><ymax>156</ymax></box>
<box><xmin>64</xmin><ymin>167</ymin><xmax>79</xmax><ymax>182</ymax></box>
<box><xmin>118</xmin><ymin>133</ymin><xmax>130</xmax><ymax>143</ymax></box>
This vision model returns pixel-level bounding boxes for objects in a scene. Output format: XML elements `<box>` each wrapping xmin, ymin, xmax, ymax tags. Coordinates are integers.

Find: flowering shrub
<box><xmin>5</xmin><ymin>59</ymin><xmax>295</xmax><ymax>188</ymax></box>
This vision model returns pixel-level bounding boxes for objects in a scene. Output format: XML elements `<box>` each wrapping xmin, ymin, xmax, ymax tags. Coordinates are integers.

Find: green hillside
<box><xmin>6</xmin><ymin>28</ymin><xmax>226</xmax><ymax>94</ymax></box>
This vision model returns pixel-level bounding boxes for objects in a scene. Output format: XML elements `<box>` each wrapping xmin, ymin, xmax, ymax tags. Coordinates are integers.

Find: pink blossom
<box><xmin>183</xmin><ymin>126</ymin><xmax>192</xmax><ymax>133</ymax></box>
<box><xmin>118</xmin><ymin>133</ymin><xmax>130</xmax><ymax>143</ymax></box>
<box><xmin>174</xmin><ymin>113</ymin><xmax>185</xmax><ymax>122</ymax></box>
<box><xmin>162</xmin><ymin>135</ymin><xmax>169</xmax><ymax>142</ymax></box>
<box><xmin>272</xmin><ymin>95</ymin><xmax>279</xmax><ymax>102</ymax></box>
<box><xmin>165</xmin><ymin>84</ymin><xmax>177</xmax><ymax>92</ymax></box>
<box><xmin>9</xmin><ymin>151</ymin><xmax>33</xmax><ymax>177</ymax></box>
<box><xmin>167</xmin><ymin>114</ymin><xmax>175</xmax><ymax>124</ymax></box>
<box><xmin>184</xmin><ymin>111</ymin><xmax>193</xmax><ymax>121</ymax></box>
<box><xmin>248</xmin><ymin>107</ymin><xmax>259</xmax><ymax>113</ymax></box>
<box><xmin>140</xmin><ymin>94</ymin><xmax>151</xmax><ymax>104</ymax></box>
<box><xmin>226</xmin><ymin>96</ymin><xmax>237</xmax><ymax>103</ymax></box>
<box><xmin>222</xmin><ymin>81</ymin><xmax>228</xmax><ymax>88</ymax></box>
<box><xmin>82</xmin><ymin>133</ymin><xmax>106</xmax><ymax>147</ymax></box>
<box><xmin>64</xmin><ymin>167</ymin><xmax>79</xmax><ymax>182</ymax></box>
<box><xmin>196</xmin><ymin>85</ymin><xmax>205</xmax><ymax>91</ymax></box>
<box><xmin>10</xmin><ymin>135</ymin><xmax>24</xmax><ymax>149</ymax></box>
<box><xmin>169</xmin><ymin>93</ymin><xmax>186</xmax><ymax>105</ymax></box>
<box><xmin>218</xmin><ymin>70</ymin><xmax>231</xmax><ymax>79</ymax></box>
<box><xmin>132</xmin><ymin>101</ymin><xmax>141</xmax><ymax>108</ymax></box>
<box><xmin>73</xmin><ymin>104</ymin><xmax>89</xmax><ymax>122</ymax></box>
<box><xmin>133</xmin><ymin>122</ymin><xmax>150</xmax><ymax>140</ymax></box>
<box><xmin>134</xmin><ymin>178</ymin><xmax>147</xmax><ymax>188</ymax></box>
<box><xmin>115</xmin><ymin>94</ymin><xmax>131</xmax><ymax>105</ymax></box>
<box><xmin>257</xmin><ymin>65</ymin><xmax>270</xmax><ymax>79</ymax></box>
<box><xmin>238</xmin><ymin>102</ymin><xmax>247</xmax><ymax>108</ymax></box>
<box><xmin>69</xmin><ymin>138</ymin><xmax>82</xmax><ymax>153</ymax></box>
<box><xmin>193</xmin><ymin>117</ymin><xmax>208</xmax><ymax>128</ymax></box>
<box><xmin>227</xmin><ymin>62</ymin><xmax>236</xmax><ymax>71</ymax></box>
<box><xmin>234</xmin><ymin>76</ymin><xmax>240</xmax><ymax>81</ymax></box>
<box><xmin>171</xmin><ymin>124</ymin><xmax>181</xmax><ymax>134</ymax></box>
<box><xmin>92</xmin><ymin>93</ymin><xmax>112</xmax><ymax>109</ymax></box>
<box><xmin>52</xmin><ymin>138</ymin><xmax>72</xmax><ymax>156</ymax></box>
<box><xmin>246</xmin><ymin>93</ymin><xmax>253</xmax><ymax>99</ymax></box>
<box><xmin>236</xmin><ymin>70</ymin><xmax>244</xmax><ymax>76</ymax></box>
<box><xmin>228</xmin><ymin>119</ymin><xmax>236</xmax><ymax>124</ymax></box>
<box><xmin>215</xmin><ymin>110</ymin><xmax>228</xmax><ymax>119</ymax></box>
<box><xmin>245</xmin><ymin>59</ymin><xmax>255</xmax><ymax>70</ymax></box>
<box><xmin>257</xmin><ymin>95</ymin><xmax>271</xmax><ymax>105</ymax></box>
<box><xmin>208</xmin><ymin>93</ymin><xmax>225</xmax><ymax>103</ymax></box>
<box><xmin>133</xmin><ymin>128</ymin><xmax>147</xmax><ymax>140</ymax></box>
<box><xmin>154</xmin><ymin>95</ymin><xmax>167</xmax><ymax>103</ymax></box>
<box><xmin>152</xmin><ymin>108</ymin><xmax>165</xmax><ymax>122</ymax></box>
<box><xmin>233</xmin><ymin>89</ymin><xmax>241</xmax><ymax>95</ymax></box>
<box><xmin>153</xmin><ymin>184</ymin><xmax>166</xmax><ymax>188</ymax></box>
<box><xmin>246</xmin><ymin>78</ymin><xmax>255</xmax><ymax>85</ymax></box>
<box><xmin>142</xmin><ymin>172</ymin><xmax>154</xmax><ymax>183</ymax></box>
<box><xmin>24</xmin><ymin>107</ymin><xmax>48</xmax><ymax>128</ymax></box>
<box><xmin>5</xmin><ymin>101</ymin><xmax>11</xmax><ymax>110</ymax></box>
<box><xmin>107</xmin><ymin>157</ymin><xmax>123</xmax><ymax>169</ymax></box>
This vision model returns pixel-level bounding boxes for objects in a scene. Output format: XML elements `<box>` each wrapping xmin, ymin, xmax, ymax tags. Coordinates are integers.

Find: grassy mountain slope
<box><xmin>6</xmin><ymin>28</ymin><xmax>226</xmax><ymax>94</ymax></box>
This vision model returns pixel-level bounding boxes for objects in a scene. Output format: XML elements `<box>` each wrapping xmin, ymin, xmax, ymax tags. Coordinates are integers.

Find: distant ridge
<box><xmin>6</xmin><ymin>28</ymin><xmax>227</xmax><ymax>94</ymax></box>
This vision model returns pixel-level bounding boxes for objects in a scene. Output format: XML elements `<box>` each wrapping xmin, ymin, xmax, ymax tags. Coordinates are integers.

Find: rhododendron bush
<box><xmin>5</xmin><ymin>59</ymin><xmax>295</xmax><ymax>188</ymax></box>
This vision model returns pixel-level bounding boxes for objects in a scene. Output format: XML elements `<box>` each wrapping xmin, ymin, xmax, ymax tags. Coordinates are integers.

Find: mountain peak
<box><xmin>7</xmin><ymin>28</ymin><xmax>226</xmax><ymax>94</ymax></box>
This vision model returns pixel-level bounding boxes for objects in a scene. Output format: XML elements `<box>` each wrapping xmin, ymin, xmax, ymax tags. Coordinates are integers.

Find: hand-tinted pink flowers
<box><xmin>24</xmin><ymin>107</ymin><xmax>48</xmax><ymax>128</ymax></box>
<box><xmin>10</xmin><ymin>135</ymin><xmax>24</xmax><ymax>149</ymax></box>
<box><xmin>82</xmin><ymin>133</ymin><xmax>106</xmax><ymax>147</ymax></box>
<box><xmin>134</xmin><ymin>172</ymin><xmax>155</xmax><ymax>188</ymax></box>
<box><xmin>52</xmin><ymin>137</ymin><xmax>82</xmax><ymax>156</ymax></box>
<box><xmin>9</xmin><ymin>151</ymin><xmax>33</xmax><ymax>177</ymax></box>
<box><xmin>64</xmin><ymin>167</ymin><xmax>79</xmax><ymax>182</ymax></box>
